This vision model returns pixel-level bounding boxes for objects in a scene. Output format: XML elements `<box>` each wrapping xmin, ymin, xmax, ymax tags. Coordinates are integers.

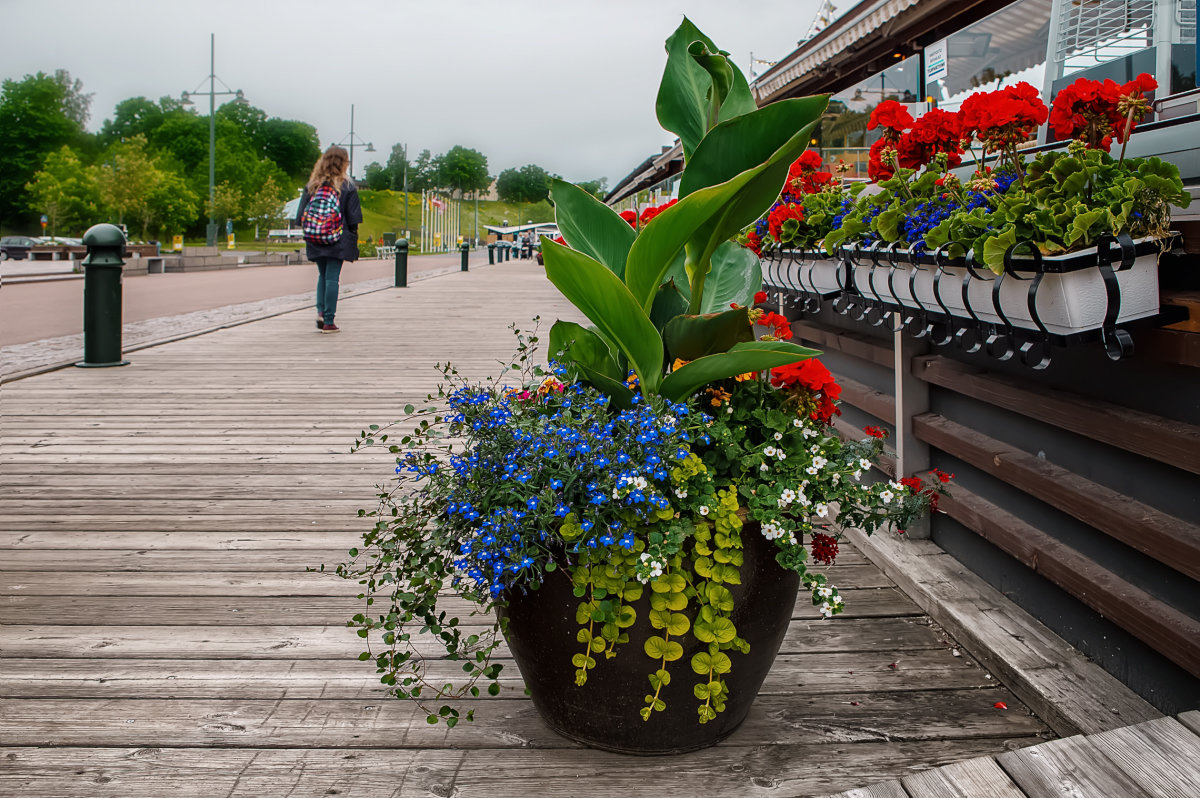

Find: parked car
<box><xmin>39</xmin><ymin>236</ymin><xmax>82</xmax><ymax>246</ymax></box>
<box><xmin>0</xmin><ymin>236</ymin><xmax>40</xmax><ymax>260</ymax></box>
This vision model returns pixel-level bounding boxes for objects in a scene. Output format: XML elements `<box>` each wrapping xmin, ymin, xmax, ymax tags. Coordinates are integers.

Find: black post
<box><xmin>460</xmin><ymin>242</ymin><xmax>469</xmax><ymax>272</ymax></box>
<box><xmin>76</xmin><ymin>223</ymin><xmax>130</xmax><ymax>368</ymax></box>
<box><xmin>488</xmin><ymin>243</ymin><xmax>496</xmax><ymax>265</ymax></box>
<box><xmin>395</xmin><ymin>238</ymin><xmax>409</xmax><ymax>287</ymax></box>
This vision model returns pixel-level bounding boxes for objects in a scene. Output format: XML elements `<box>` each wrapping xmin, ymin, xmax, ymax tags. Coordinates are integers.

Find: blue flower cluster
<box><xmin>900</xmin><ymin>171</ymin><xmax>1018</xmax><ymax>253</ymax></box>
<box><xmin>438</xmin><ymin>380</ymin><xmax>702</xmax><ymax>597</ymax></box>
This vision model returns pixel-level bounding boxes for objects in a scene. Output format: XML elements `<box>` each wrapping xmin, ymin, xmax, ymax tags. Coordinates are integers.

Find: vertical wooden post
<box><xmin>894</xmin><ymin>322</ymin><xmax>931</xmax><ymax>537</ymax></box>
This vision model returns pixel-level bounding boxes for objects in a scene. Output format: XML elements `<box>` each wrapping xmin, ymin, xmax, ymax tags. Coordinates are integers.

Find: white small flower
<box><xmin>675</xmin><ymin>488</ymin><xmax>688</xmax><ymax>499</ymax></box>
<box><xmin>699</xmin><ymin>505</ymin><xmax>710</xmax><ymax>516</ymax></box>
<box><xmin>760</xmin><ymin>462</ymin><xmax>770</xmax><ymax>472</ymax></box>
<box><xmin>763</xmin><ymin>446</ymin><xmax>777</xmax><ymax>458</ymax></box>
<box><xmin>832</xmin><ymin>594</ymin><xmax>843</xmax><ymax>606</ymax></box>
<box><xmin>817</xmin><ymin>586</ymin><xmax>833</xmax><ymax>598</ymax></box>
<box><xmin>779</xmin><ymin>488</ymin><xmax>796</xmax><ymax>507</ymax></box>
<box><xmin>634</xmin><ymin>476</ymin><xmax>648</xmax><ymax>489</ymax></box>
<box><xmin>853</xmin><ymin>470</ymin><xmax>862</xmax><ymax>481</ymax></box>
<box><xmin>805</xmin><ymin>465</ymin><xmax>819</xmax><ymax>476</ymax></box>
<box><xmin>859</xmin><ymin>458</ymin><xmax>872</xmax><ymax>471</ymax></box>
<box><xmin>812</xmin><ymin>456</ymin><xmax>827</xmax><ymax>470</ymax></box>
<box><xmin>803</xmin><ymin>427</ymin><xmax>818</xmax><ymax>439</ymax></box>
<box><xmin>726</xmin><ymin>406</ymin><xmax>734</xmax><ymax>414</ymax></box>
<box><xmin>889</xmin><ymin>480</ymin><xmax>905</xmax><ymax>492</ymax></box>
<box><xmin>792</xmin><ymin>418</ymin><xmax>803</xmax><ymax>428</ymax></box>
<box><xmin>880</xmin><ymin>489</ymin><xmax>895</xmax><ymax>504</ymax></box>
<box><xmin>776</xmin><ymin>450</ymin><xmax>787</xmax><ymax>461</ymax></box>
<box><xmin>773</xmin><ymin>432</ymin><xmax>783</xmax><ymax>441</ymax></box>
<box><xmin>797</xmin><ymin>492</ymin><xmax>812</xmax><ymax>507</ymax></box>
<box><xmin>809</xmin><ymin>444</ymin><xmax>821</xmax><ymax>454</ymax></box>
<box><xmin>612</xmin><ymin>488</ymin><xmax>621</xmax><ymax>499</ymax></box>
<box><xmin>831</xmin><ymin>472</ymin><xmax>840</xmax><ymax>484</ymax></box>
<box><xmin>819</xmin><ymin>602</ymin><xmax>833</xmax><ymax>618</ymax></box>
<box><xmin>663</xmin><ymin>415</ymin><xmax>676</xmax><ymax>426</ymax></box>
<box><xmin>815</xmin><ymin>503</ymin><xmax>829</xmax><ymax>517</ymax></box>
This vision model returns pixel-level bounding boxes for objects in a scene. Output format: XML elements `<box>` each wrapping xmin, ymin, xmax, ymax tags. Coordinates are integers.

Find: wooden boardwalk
<box><xmin>0</xmin><ymin>262</ymin><xmax>1054</xmax><ymax>796</ymax></box>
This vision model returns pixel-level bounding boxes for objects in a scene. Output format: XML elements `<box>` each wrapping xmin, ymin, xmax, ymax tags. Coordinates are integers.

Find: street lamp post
<box><xmin>335</xmin><ymin>104</ymin><xmax>375</xmax><ymax>181</ymax></box>
<box><xmin>181</xmin><ymin>33</ymin><xmax>246</xmax><ymax>247</ymax></box>
<box><xmin>402</xmin><ymin>143</ymin><xmax>409</xmax><ymax>237</ymax></box>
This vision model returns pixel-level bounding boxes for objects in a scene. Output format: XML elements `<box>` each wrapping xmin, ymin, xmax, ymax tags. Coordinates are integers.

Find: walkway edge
<box><xmin>842</xmin><ymin>526</ymin><xmax>1162</xmax><ymax>737</ymax></box>
<box><xmin>0</xmin><ymin>263</ymin><xmax>478</xmax><ymax>385</ymax></box>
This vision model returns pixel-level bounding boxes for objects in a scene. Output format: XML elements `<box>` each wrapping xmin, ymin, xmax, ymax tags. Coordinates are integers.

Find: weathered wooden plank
<box><xmin>0</xmin><ymin>617</ymin><xmax>951</xmax><ymax>658</ymax></box>
<box><xmin>0</xmin><ymin>691</ymin><xmax>1046</xmax><ymax>748</ymax></box>
<box><xmin>836</xmin><ymin>374</ymin><xmax>896</xmax><ymax>424</ymax></box>
<box><xmin>912</xmin><ymin>354</ymin><xmax>1200</xmax><ymax>476</ymax></box>
<box><xmin>0</xmin><ymin>587</ymin><xmax>923</xmax><ymax>624</ymax></box>
<box><xmin>1086</xmin><ymin>717</ymin><xmax>1200</xmax><ymax>796</ymax></box>
<box><xmin>901</xmin><ymin>756</ymin><xmax>1025</xmax><ymax>797</ymax></box>
<box><xmin>0</xmin><ymin>650</ymin><xmax>996</xmax><ymax>699</ymax></box>
<box><xmin>936</xmin><ymin>487</ymin><xmax>1200</xmax><ymax>680</ymax></box>
<box><xmin>0</xmin><ymin>739</ymin><xmax>1049</xmax><ymax>798</ymax></box>
<box><xmin>791</xmin><ymin>321</ymin><xmax>895</xmax><ymax>369</ymax></box>
<box><xmin>997</xmin><ymin>734</ymin><xmax>1154</xmax><ymax>797</ymax></box>
<box><xmin>842</xmin><ymin>528</ymin><xmax>1161</xmax><ymax>736</ymax></box>
<box><xmin>1179</xmin><ymin>710</ymin><xmax>1200</xmax><ymax>737</ymax></box>
<box><xmin>0</xmin><ymin>531</ymin><xmax>362</xmax><ymax>549</ymax></box>
<box><xmin>817</xmin><ymin>782</ymin><xmax>909</xmax><ymax>798</ymax></box>
<box><xmin>914</xmin><ymin>412</ymin><xmax>1200</xmax><ymax>581</ymax></box>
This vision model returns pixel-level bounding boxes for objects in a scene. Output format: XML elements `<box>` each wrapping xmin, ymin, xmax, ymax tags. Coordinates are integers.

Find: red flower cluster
<box><xmin>867</xmin><ymin>100</ymin><xmax>914</xmax><ymax>181</ymax></box>
<box><xmin>753</xmin><ymin>290</ymin><xmax>769</xmax><ymax>304</ymax></box>
<box><xmin>767</xmin><ymin>201</ymin><xmax>804</xmax><ymax>241</ymax></box>
<box><xmin>864</xmin><ymin>426</ymin><xmax>887</xmax><ymax>438</ymax></box>
<box><xmin>769</xmin><ymin>359</ymin><xmax>842</xmax><ymax>423</ymax></box>
<box><xmin>786</xmin><ymin>150</ymin><xmax>834</xmax><ymax>195</ymax></box>
<box><xmin>810</xmin><ymin>532</ymin><xmax>839</xmax><ymax>565</ymax></box>
<box><xmin>619</xmin><ymin>209</ymin><xmax>637</xmax><ymax>227</ymax></box>
<box><xmin>758</xmin><ymin>310</ymin><xmax>793</xmax><ymax>340</ymax></box>
<box><xmin>743</xmin><ymin>229</ymin><xmax>764</xmax><ymax>256</ymax></box>
<box><xmin>897</xmin><ymin>108</ymin><xmax>963</xmax><ymax>170</ymax></box>
<box><xmin>959</xmin><ymin>82</ymin><xmax>1047</xmax><ymax>151</ymax></box>
<box><xmin>1049</xmin><ymin>73</ymin><xmax>1156</xmax><ymax>151</ymax></box>
<box><xmin>899</xmin><ymin>468</ymin><xmax>954</xmax><ymax>512</ymax></box>
<box><xmin>639</xmin><ymin>198</ymin><xmax>678</xmax><ymax>226</ymax></box>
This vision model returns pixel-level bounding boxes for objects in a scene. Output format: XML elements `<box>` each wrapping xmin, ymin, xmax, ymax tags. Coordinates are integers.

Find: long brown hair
<box><xmin>306</xmin><ymin>146</ymin><xmax>350</xmax><ymax>193</ymax></box>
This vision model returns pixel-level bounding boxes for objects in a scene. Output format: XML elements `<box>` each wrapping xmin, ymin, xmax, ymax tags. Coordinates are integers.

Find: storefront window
<box><xmin>927</xmin><ymin>0</ymin><xmax>1053</xmax><ymax>112</ymax></box>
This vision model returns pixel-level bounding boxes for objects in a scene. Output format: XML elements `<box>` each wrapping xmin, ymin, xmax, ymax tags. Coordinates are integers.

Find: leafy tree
<box><xmin>439</xmin><ymin>145</ymin><xmax>490</xmax><ymax>197</ymax></box>
<box><xmin>217</xmin><ymin>102</ymin><xmax>268</xmax><ymax>151</ymax></box>
<box><xmin>100</xmin><ymin>96</ymin><xmax>168</xmax><ymax>147</ymax></box>
<box><xmin>209</xmin><ymin>181</ymin><xmax>244</xmax><ymax>227</ymax></box>
<box><xmin>25</xmin><ymin>146</ymin><xmax>103</xmax><ymax>237</ymax></box>
<box><xmin>496</xmin><ymin>164</ymin><xmax>554</xmax><ymax>204</ymax></box>
<box><xmin>243</xmin><ymin>175</ymin><xmax>289</xmax><ymax>238</ymax></box>
<box><xmin>576</xmin><ymin>177</ymin><xmax>609</xmax><ymax>200</ymax></box>
<box><xmin>97</xmin><ymin>135</ymin><xmax>199</xmax><ymax>240</ymax></box>
<box><xmin>0</xmin><ymin>70</ymin><xmax>92</xmax><ymax>229</ymax></box>
<box><xmin>261</xmin><ymin>118</ymin><xmax>320</xmax><ymax>179</ymax></box>
<box><xmin>143</xmin><ymin>169</ymin><xmax>200</xmax><ymax>240</ymax></box>
<box><xmin>362</xmin><ymin>162</ymin><xmax>391</xmax><ymax>191</ymax></box>
<box><xmin>385</xmin><ymin>143</ymin><xmax>410</xmax><ymax>191</ymax></box>
<box><xmin>409</xmin><ymin>149</ymin><xmax>441</xmax><ymax>192</ymax></box>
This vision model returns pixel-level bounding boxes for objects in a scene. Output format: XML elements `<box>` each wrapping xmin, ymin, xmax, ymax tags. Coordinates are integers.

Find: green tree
<box><xmin>439</xmin><ymin>145</ymin><xmax>490</xmax><ymax>197</ymax></box>
<box><xmin>409</xmin><ymin>149</ymin><xmax>440</xmax><ymax>191</ymax></box>
<box><xmin>209</xmin><ymin>181</ymin><xmax>244</xmax><ymax>228</ymax></box>
<box><xmin>97</xmin><ymin>135</ymin><xmax>199</xmax><ymax>240</ymax></box>
<box><xmin>0</xmin><ymin>70</ymin><xmax>93</xmax><ymax>229</ymax></box>
<box><xmin>496</xmin><ymin>164</ymin><xmax>554</xmax><ymax>204</ymax></box>
<box><xmin>100</xmin><ymin>96</ymin><xmax>168</xmax><ymax>147</ymax></box>
<box><xmin>260</xmin><ymin>118</ymin><xmax>320</xmax><ymax>179</ymax></box>
<box><xmin>217</xmin><ymin>102</ymin><xmax>268</xmax><ymax>152</ymax></box>
<box><xmin>243</xmin><ymin>175</ymin><xmax>289</xmax><ymax>239</ymax></box>
<box><xmin>25</xmin><ymin>146</ymin><xmax>103</xmax><ymax>237</ymax></box>
<box><xmin>385</xmin><ymin>143</ymin><xmax>410</xmax><ymax>191</ymax></box>
<box><xmin>576</xmin><ymin>177</ymin><xmax>609</xmax><ymax>200</ymax></box>
<box><xmin>362</xmin><ymin>162</ymin><xmax>391</xmax><ymax>191</ymax></box>
<box><xmin>143</xmin><ymin>169</ymin><xmax>200</xmax><ymax>240</ymax></box>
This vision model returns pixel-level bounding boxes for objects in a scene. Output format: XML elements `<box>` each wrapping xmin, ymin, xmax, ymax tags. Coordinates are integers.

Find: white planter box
<box><xmin>767</xmin><ymin>253</ymin><xmax>843</xmax><ymax>296</ymax></box>
<box><xmin>851</xmin><ymin>240</ymin><xmax>1163</xmax><ymax>336</ymax></box>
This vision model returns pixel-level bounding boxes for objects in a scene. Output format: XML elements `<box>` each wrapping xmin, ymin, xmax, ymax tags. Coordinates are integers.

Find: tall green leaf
<box><xmin>655</xmin><ymin>17</ymin><xmax>756</xmax><ymax>161</ymax></box>
<box><xmin>541</xmin><ymin>238</ymin><xmax>664</xmax><ymax>393</ymax></box>
<box><xmin>678</xmin><ymin>97</ymin><xmax>830</xmax><ymax>199</ymax></box>
<box><xmin>650</xmin><ymin>280</ymin><xmax>689</xmax><ymax>334</ymax></box>
<box><xmin>697</xmin><ymin>241</ymin><xmax>761</xmax><ymax>314</ymax></box>
<box><xmin>659</xmin><ymin>340</ymin><xmax>821</xmax><ymax>402</ymax></box>
<box><xmin>663</xmin><ymin>306</ymin><xmax>753</xmax><ymax>361</ymax></box>
<box><xmin>548</xmin><ymin>320</ymin><xmax>622</xmax><ymax>382</ymax></box>
<box><xmin>549</xmin><ymin>180</ymin><xmax>636</xmax><ymax>279</ymax></box>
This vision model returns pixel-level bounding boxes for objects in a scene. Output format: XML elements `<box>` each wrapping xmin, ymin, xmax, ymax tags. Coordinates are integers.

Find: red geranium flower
<box><xmin>770</xmin><ymin>359</ymin><xmax>842</xmax><ymax>423</ymax></box>
<box><xmin>810</xmin><ymin>532</ymin><xmax>839</xmax><ymax>565</ymax></box>
<box><xmin>960</xmin><ymin>82</ymin><xmax>1047</xmax><ymax>151</ymax></box>
<box><xmin>864</xmin><ymin>425</ymin><xmax>887</xmax><ymax>438</ymax></box>
<box><xmin>639</xmin><ymin>198</ymin><xmax>678</xmax><ymax>225</ymax></box>
<box><xmin>743</xmin><ymin>229</ymin><xmax>764</xmax><ymax>256</ymax></box>
<box><xmin>868</xmin><ymin>138</ymin><xmax>898</xmax><ymax>181</ymax></box>
<box><xmin>754</xmin><ymin>290</ymin><xmax>768</xmax><ymax>304</ymax></box>
<box><xmin>897</xmin><ymin>108</ymin><xmax>963</xmax><ymax>170</ymax></box>
<box><xmin>867</xmin><ymin>100</ymin><xmax>914</xmax><ymax>134</ymax></box>
<box><xmin>758</xmin><ymin>310</ymin><xmax>793</xmax><ymax>340</ymax></box>
<box><xmin>619</xmin><ymin>209</ymin><xmax>637</xmax><ymax>227</ymax></box>
<box><xmin>767</xmin><ymin>201</ymin><xmax>804</xmax><ymax>241</ymax></box>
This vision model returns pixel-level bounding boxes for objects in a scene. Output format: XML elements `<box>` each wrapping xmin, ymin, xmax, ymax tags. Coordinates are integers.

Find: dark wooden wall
<box><xmin>785</xmin><ymin>301</ymin><xmax>1200</xmax><ymax>715</ymax></box>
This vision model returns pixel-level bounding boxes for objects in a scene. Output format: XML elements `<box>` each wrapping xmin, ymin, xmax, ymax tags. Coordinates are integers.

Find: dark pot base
<box><xmin>499</xmin><ymin>522</ymin><xmax>799</xmax><ymax>755</ymax></box>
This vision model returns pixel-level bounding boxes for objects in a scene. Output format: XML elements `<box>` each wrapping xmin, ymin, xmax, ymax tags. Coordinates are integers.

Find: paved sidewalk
<box><xmin>1</xmin><ymin>251</ymin><xmax>497</xmax><ymax>381</ymax></box>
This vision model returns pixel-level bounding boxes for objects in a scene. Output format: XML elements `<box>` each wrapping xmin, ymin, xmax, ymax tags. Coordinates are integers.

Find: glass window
<box><xmin>928</xmin><ymin>0</ymin><xmax>1053</xmax><ymax>112</ymax></box>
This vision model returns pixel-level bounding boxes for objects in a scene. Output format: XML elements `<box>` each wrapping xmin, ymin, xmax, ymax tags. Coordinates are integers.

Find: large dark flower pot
<box><xmin>498</xmin><ymin>522</ymin><xmax>799</xmax><ymax>755</ymax></box>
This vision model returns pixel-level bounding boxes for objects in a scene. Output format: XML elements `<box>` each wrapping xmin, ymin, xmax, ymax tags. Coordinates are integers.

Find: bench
<box><xmin>376</xmin><ymin>245</ymin><xmax>396</xmax><ymax>259</ymax></box>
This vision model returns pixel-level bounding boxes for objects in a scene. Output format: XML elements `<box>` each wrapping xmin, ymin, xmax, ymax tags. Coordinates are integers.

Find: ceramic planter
<box><xmin>498</xmin><ymin>521</ymin><xmax>799</xmax><ymax>755</ymax></box>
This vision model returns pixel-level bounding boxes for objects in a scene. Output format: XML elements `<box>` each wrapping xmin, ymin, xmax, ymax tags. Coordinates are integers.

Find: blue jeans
<box><xmin>316</xmin><ymin>258</ymin><xmax>343</xmax><ymax>324</ymax></box>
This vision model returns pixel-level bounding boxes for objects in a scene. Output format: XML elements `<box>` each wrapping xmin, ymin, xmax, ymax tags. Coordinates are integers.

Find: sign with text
<box><xmin>925</xmin><ymin>38</ymin><xmax>948</xmax><ymax>84</ymax></box>
<box><xmin>227</xmin><ymin>234</ymin><xmax>236</xmax><ymax>250</ymax></box>
<box><xmin>172</xmin><ymin>235</ymin><xmax>183</xmax><ymax>252</ymax></box>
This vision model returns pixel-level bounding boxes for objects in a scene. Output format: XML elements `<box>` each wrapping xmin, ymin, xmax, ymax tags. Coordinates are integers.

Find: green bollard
<box><xmin>76</xmin><ymin>223</ymin><xmax>130</xmax><ymax>368</ymax></box>
<box><xmin>504</xmin><ymin>242</ymin><xmax>511</xmax><ymax>262</ymax></box>
<box><xmin>461</xmin><ymin>242</ymin><xmax>470</xmax><ymax>272</ymax></box>
<box><xmin>394</xmin><ymin>238</ymin><xmax>409</xmax><ymax>287</ymax></box>
<box><xmin>488</xmin><ymin>243</ymin><xmax>496</xmax><ymax>265</ymax></box>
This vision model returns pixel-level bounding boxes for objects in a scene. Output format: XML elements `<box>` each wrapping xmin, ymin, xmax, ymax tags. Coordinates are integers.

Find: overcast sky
<box><xmin>1</xmin><ymin>0</ymin><xmax>827</xmax><ymax>185</ymax></box>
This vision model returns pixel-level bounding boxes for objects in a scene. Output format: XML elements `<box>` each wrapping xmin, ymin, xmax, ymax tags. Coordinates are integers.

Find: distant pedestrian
<box><xmin>296</xmin><ymin>145</ymin><xmax>362</xmax><ymax>333</ymax></box>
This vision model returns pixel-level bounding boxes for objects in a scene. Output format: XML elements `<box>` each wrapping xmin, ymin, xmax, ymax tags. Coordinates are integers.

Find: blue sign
<box><xmin>226</xmin><ymin>220</ymin><xmax>234</xmax><ymax>235</ymax></box>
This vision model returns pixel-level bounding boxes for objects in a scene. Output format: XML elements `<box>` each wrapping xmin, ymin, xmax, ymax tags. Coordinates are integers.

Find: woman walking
<box><xmin>296</xmin><ymin>146</ymin><xmax>362</xmax><ymax>333</ymax></box>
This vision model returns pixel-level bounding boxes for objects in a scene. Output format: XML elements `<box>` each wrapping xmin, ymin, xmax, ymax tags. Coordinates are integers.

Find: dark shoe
<box><xmin>317</xmin><ymin>316</ymin><xmax>325</xmax><ymax>329</ymax></box>
<box><xmin>320</xmin><ymin>323</ymin><xmax>340</xmax><ymax>333</ymax></box>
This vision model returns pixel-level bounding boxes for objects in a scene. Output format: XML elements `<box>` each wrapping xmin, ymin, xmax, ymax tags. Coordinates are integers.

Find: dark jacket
<box><xmin>295</xmin><ymin>179</ymin><xmax>363</xmax><ymax>263</ymax></box>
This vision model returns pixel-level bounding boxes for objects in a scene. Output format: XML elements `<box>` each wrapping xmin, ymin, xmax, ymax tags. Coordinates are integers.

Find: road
<box><xmin>0</xmin><ymin>251</ymin><xmax>499</xmax><ymax>347</ymax></box>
